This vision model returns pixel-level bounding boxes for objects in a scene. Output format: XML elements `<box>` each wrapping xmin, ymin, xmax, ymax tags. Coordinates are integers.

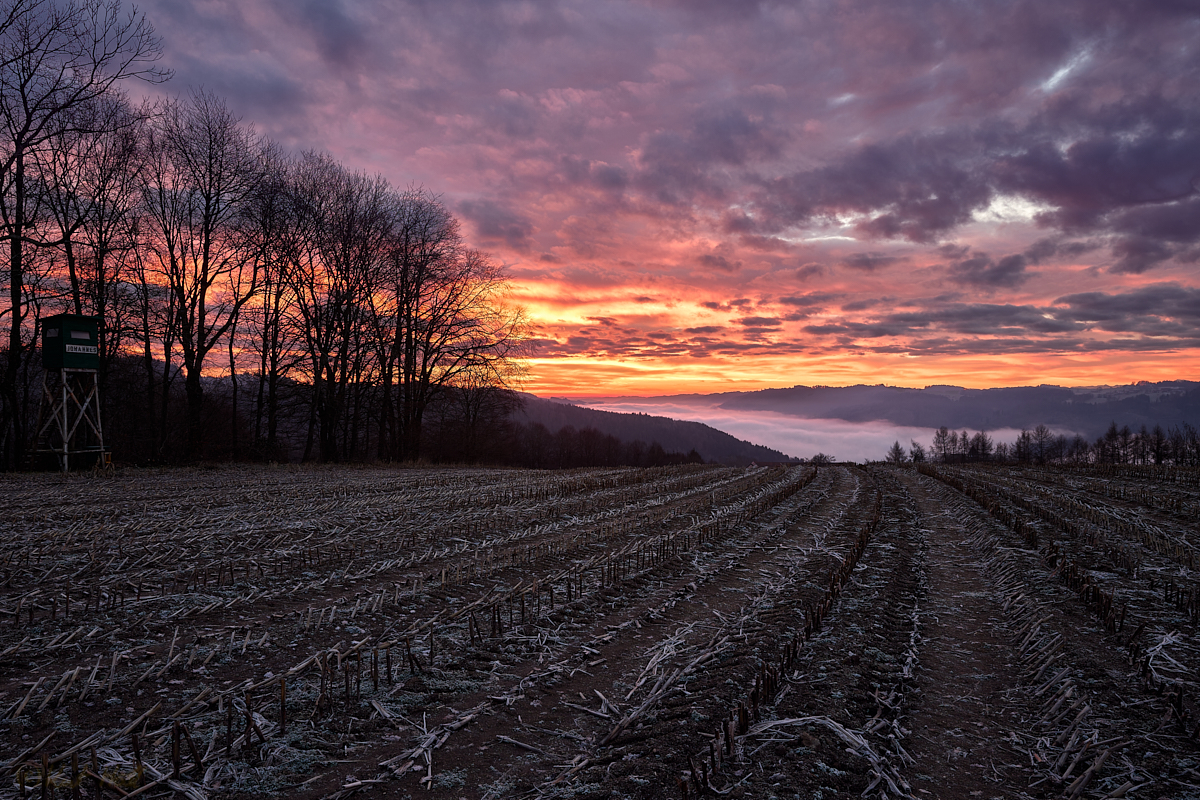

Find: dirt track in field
<box><xmin>2</xmin><ymin>463</ymin><xmax>1199</xmax><ymax>800</ymax></box>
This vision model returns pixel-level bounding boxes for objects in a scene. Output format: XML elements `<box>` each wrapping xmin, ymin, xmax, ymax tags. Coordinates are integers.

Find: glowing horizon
<box><xmin>519</xmin><ymin>351</ymin><xmax>1200</xmax><ymax>398</ymax></box>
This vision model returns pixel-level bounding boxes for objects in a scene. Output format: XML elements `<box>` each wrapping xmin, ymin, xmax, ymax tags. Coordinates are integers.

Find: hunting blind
<box><xmin>35</xmin><ymin>313</ymin><xmax>109</xmax><ymax>472</ymax></box>
<box><xmin>42</xmin><ymin>314</ymin><xmax>101</xmax><ymax>370</ymax></box>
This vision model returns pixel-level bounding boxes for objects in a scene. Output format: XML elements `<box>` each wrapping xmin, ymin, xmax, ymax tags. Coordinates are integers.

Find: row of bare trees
<box><xmin>887</xmin><ymin>421</ymin><xmax>1200</xmax><ymax>466</ymax></box>
<box><xmin>0</xmin><ymin>0</ymin><xmax>524</xmax><ymax>468</ymax></box>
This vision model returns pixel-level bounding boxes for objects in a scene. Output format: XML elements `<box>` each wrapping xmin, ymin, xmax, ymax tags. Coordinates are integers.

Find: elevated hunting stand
<box><xmin>34</xmin><ymin>313</ymin><xmax>109</xmax><ymax>472</ymax></box>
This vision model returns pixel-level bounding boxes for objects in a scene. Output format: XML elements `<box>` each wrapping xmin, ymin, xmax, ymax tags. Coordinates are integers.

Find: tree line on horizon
<box><xmin>0</xmin><ymin>0</ymin><xmax>527</xmax><ymax>469</ymax></box>
<box><xmin>885</xmin><ymin>421</ymin><xmax>1200</xmax><ymax>466</ymax></box>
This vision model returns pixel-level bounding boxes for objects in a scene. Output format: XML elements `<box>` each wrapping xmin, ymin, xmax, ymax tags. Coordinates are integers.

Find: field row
<box><xmin>2</xmin><ymin>463</ymin><xmax>1199</xmax><ymax>799</ymax></box>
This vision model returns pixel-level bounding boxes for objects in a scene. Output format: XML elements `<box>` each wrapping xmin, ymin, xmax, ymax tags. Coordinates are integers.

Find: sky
<box><xmin>136</xmin><ymin>0</ymin><xmax>1200</xmax><ymax>397</ymax></box>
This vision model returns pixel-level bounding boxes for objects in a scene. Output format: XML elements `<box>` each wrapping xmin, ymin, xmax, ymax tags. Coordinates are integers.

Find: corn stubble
<box><xmin>1</xmin><ymin>461</ymin><xmax>1198</xmax><ymax>798</ymax></box>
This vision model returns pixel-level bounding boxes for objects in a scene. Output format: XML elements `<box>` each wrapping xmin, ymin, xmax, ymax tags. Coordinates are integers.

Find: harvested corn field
<box><xmin>2</xmin><ymin>462</ymin><xmax>1200</xmax><ymax>799</ymax></box>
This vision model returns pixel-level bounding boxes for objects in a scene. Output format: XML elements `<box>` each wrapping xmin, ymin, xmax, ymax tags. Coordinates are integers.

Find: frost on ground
<box><xmin>1</xmin><ymin>461</ymin><xmax>1198</xmax><ymax>799</ymax></box>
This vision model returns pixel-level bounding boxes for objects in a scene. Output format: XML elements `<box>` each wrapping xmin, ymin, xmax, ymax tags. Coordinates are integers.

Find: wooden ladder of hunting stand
<box><xmin>33</xmin><ymin>368</ymin><xmax>110</xmax><ymax>473</ymax></box>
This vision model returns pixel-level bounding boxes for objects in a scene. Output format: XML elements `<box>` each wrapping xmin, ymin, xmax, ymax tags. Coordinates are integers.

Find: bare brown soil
<box><xmin>1</xmin><ymin>462</ymin><xmax>1199</xmax><ymax>800</ymax></box>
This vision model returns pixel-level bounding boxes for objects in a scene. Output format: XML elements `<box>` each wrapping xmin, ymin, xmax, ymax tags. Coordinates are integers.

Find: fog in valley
<box><xmin>580</xmin><ymin>401</ymin><xmax>1044</xmax><ymax>463</ymax></box>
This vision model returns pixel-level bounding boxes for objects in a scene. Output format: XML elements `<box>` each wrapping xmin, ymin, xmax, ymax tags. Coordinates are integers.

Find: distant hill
<box><xmin>513</xmin><ymin>394</ymin><xmax>795</xmax><ymax>464</ymax></box>
<box><xmin>571</xmin><ymin>381</ymin><xmax>1200</xmax><ymax>440</ymax></box>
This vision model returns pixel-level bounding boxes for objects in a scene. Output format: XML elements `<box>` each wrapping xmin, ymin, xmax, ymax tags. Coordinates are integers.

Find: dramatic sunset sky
<box><xmin>140</xmin><ymin>0</ymin><xmax>1200</xmax><ymax>397</ymax></box>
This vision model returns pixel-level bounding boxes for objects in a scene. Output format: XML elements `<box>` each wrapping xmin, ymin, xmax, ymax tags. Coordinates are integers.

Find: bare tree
<box><xmin>375</xmin><ymin>190</ymin><xmax>526</xmax><ymax>462</ymax></box>
<box><xmin>240</xmin><ymin>146</ymin><xmax>303</xmax><ymax>457</ymax></box>
<box><xmin>73</xmin><ymin>98</ymin><xmax>147</xmax><ymax>365</ymax></box>
<box><xmin>1150</xmin><ymin>424</ymin><xmax>1168</xmax><ymax>465</ymax></box>
<box><xmin>282</xmin><ymin>152</ymin><xmax>393</xmax><ymax>462</ymax></box>
<box><xmin>1014</xmin><ymin>429</ymin><xmax>1033</xmax><ymax>463</ymax></box>
<box><xmin>34</xmin><ymin>93</ymin><xmax>146</xmax><ymax>343</ymax></box>
<box><xmin>1032</xmin><ymin>423</ymin><xmax>1052</xmax><ymax>464</ymax></box>
<box><xmin>0</xmin><ymin>0</ymin><xmax>166</xmax><ymax>467</ymax></box>
<box><xmin>140</xmin><ymin>90</ymin><xmax>262</xmax><ymax>458</ymax></box>
<box><xmin>128</xmin><ymin>232</ymin><xmax>177</xmax><ymax>459</ymax></box>
<box><xmin>932</xmin><ymin>425</ymin><xmax>951</xmax><ymax>462</ymax></box>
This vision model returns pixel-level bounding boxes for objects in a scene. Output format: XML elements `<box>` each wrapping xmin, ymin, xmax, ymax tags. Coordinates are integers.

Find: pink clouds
<box><xmin>136</xmin><ymin>0</ymin><xmax>1200</xmax><ymax>394</ymax></box>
